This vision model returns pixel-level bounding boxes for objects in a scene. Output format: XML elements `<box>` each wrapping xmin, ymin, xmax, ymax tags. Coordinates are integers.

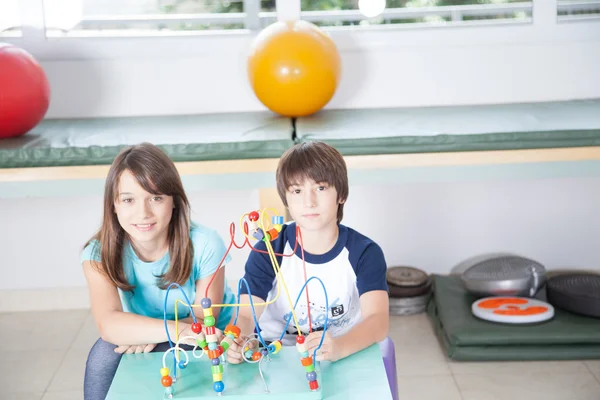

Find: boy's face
<box><xmin>286</xmin><ymin>178</ymin><xmax>342</xmax><ymax>233</ymax></box>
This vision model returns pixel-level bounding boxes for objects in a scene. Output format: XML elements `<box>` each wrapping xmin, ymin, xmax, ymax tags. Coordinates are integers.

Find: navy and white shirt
<box><xmin>240</xmin><ymin>223</ymin><xmax>388</xmax><ymax>345</ymax></box>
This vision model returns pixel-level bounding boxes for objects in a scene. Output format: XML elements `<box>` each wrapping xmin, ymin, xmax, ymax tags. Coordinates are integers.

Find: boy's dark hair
<box><xmin>276</xmin><ymin>141</ymin><xmax>349</xmax><ymax>223</ymax></box>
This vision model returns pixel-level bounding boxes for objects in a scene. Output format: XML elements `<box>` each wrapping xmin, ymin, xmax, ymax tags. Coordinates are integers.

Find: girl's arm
<box><xmin>83</xmin><ymin>260</ymin><xmax>194</xmax><ymax>346</ymax></box>
<box><xmin>181</xmin><ymin>265</ymin><xmax>226</xmax><ymax>324</ymax></box>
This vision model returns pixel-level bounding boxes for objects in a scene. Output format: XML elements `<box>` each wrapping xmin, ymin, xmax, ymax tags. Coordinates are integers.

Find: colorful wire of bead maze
<box><xmin>159</xmin><ymin>208</ymin><xmax>330</xmax><ymax>399</ymax></box>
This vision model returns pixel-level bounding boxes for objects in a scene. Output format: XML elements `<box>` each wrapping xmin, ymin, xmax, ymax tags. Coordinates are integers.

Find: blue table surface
<box><xmin>107</xmin><ymin>343</ymin><xmax>393</xmax><ymax>399</ymax></box>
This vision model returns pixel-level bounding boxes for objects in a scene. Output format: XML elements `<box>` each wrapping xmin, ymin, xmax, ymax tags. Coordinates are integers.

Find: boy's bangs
<box><xmin>282</xmin><ymin>154</ymin><xmax>333</xmax><ymax>189</ymax></box>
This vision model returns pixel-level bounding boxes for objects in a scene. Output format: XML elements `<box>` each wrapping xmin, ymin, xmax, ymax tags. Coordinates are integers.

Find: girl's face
<box><xmin>114</xmin><ymin>169</ymin><xmax>174</xmax><ymax>250</ymax></box>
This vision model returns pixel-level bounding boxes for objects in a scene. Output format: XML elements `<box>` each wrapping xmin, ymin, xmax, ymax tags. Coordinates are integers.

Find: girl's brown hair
<box><xmin>85</xmin><ymin>142</ymin><xmax>192</xmax><ymax>291</ymax></box>
<box><xmin>276</xmin><ymin>141</ymin><xmax>349</xmax><ymax>223</ymax></box>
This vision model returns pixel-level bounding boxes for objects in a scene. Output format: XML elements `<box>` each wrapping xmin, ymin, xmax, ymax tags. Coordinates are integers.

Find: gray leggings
<box><xmin>84</xmin><ymin>338</ymin><xmax>193</xmax><ymax>400</ymax></box>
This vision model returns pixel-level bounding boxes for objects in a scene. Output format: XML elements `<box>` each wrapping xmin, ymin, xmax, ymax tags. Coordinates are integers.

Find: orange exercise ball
<box><xmin>247</xmin><ymin>20</ymin><xmax>341</xmax><ymax>118</ymax></box>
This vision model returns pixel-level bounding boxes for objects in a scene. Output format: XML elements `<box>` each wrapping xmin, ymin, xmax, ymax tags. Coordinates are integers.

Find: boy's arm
<box><xmin>331</xmin><ymin>290</ymin><xmax>389</xmax><ymax>359</ymax></box>
<box><xmin>307</xmin><ymin>242</ymin><xmax>389</xmax><ymax>362</ymax></box>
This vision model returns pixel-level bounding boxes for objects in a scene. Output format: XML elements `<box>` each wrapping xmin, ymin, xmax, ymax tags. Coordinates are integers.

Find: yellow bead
<box><xmin>273</xmin><ymin>340</ymin><xmax>282</xmax><ymax>354</ymax></box>
<box><xmin>160</xmin><ymin>367</ymin><xmax>169</xmax><ymax>377</ymax></box>
<box><xmin>203</xmin><ymin>308</ymin><xmax>213</xmax><ymax>317</ymax></box>
<box><xmin>213</xmin><ymin>373</ymin><xmax>223</xmax><ymax>381</ymax></box>
<box><xmin>274</xmin><ymin>224</ymin><xmax>283</xmax><ymax>232</ymax></box>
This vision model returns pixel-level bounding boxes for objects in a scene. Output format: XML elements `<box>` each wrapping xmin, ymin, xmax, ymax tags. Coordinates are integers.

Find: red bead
<box><xmin>252</xmin><ymin>352</ymin><xmax>262</xmax><ymax>361</ymax></box>
<box><xmin>206</xmin><ymin>326</ymin><xmax>216</xmax><ymax>335</ymax></box>
<box><xmin>296</xmin><ymin>336</ymin><xmax>305</xmax><ymax>344</ymax></box>
<box><xmin>217</xmin><ymin>345</ymin><xmax>224</xmax><ymax>356</ymax></box>
<box><xmin>161</xmin><ymin>375</ymin><xmax>173</xmax><ymax>387</ymax></box>
<box><xmin>248</xmin><ymin>211</ymin><xmax>259</xmax><ymax>222</ymax></box>
<box><xmin>191</xmin><ymin>322</ymin><xmax>202</xmax><ymax>334</ymax></box>
<box><xmin>309</xmin><ymin>380</ymin><xmax>319</xmax><ymax>390</ymax></box>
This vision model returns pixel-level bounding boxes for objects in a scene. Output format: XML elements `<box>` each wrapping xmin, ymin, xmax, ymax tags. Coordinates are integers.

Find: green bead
<box><xmin>220</xmin><ymin>340</ymin><xmax>230</xmax><ymax>351</ymax></box>
<box><xmin>211</xmin><ymin>365</ymin><xmax>224</xmax><ymax>374</ymax></box>
<box><xmin>204</xmin><ymin>316</ymin><xmax>216</xmax><ymax>327</ymax></box>
<box><xmin>196</xmin><ymin>337</ymin><xmax>207</xmax><ymax>348</ymax></box>
<box><xmin>304</xmin><ymin>363</ymin><xmax>315</xmax><ymax>372</ymax></box>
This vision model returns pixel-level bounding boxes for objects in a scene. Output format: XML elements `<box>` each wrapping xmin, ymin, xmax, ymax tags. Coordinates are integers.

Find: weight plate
<box><xmin>386</xmin><ymin>266</ymin><xmax>428</xmax><ymax>287</ymax></box>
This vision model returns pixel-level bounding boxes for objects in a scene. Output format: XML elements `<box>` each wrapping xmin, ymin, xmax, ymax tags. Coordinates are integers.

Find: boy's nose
<box><xmin>304</xmin><ymin>191</ymin><xmax>316</xmax><ymax>207</ymax></box>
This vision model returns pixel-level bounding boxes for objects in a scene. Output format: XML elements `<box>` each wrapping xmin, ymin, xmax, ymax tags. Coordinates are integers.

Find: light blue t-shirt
<box><xmin>81</xmin><ymin>222</ymin><xmax>236</xmax><ymax>330</ymax></box>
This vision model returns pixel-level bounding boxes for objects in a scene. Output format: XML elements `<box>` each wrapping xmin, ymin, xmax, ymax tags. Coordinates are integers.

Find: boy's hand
<box><xmin>114</xmin><ymin>343</ymin><xmax>157</xmax><ymax>354</ymax></box>
<box><xmin>305</xmin><ymin>331</ymin><xmax>341</xmax><ymax>362</ymax></box>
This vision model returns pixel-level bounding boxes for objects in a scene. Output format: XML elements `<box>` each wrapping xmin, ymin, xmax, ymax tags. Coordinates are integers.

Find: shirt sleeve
<box><xmin>194</xmin><ymin>229</ymin><xmax>232</xmax><ymax>280</ymax></box>
<box><xmin>81</xmin><ymin>240</ymin><xmax>101</xmax><ymax>264</ymax></box>
<box><xmin>355</xmin><ymin>243</ymin><xmax>389</xmax><ymax>296</ymax></box>
<box><xmin>239</xmin><ymin>239</ymin><xmax>278</xmax><ymax>301</ymax></box>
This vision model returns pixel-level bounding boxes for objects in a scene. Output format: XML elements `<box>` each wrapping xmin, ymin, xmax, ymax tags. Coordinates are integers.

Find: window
<box><xmin>42</xmin><ymin>0</ymin><xmax>276</xmax><ymax>37</ymax></box>
<box><xmin>300</xmin><ymin>0</ymin><xmax>532</xmax><ymax>29</ymax></box>
<box><xmin>557</xmin><ymin>0</ymin><xmax>600</xmax><ymax>22</ymax></box>
<box><xmin>0</xmin><ymin>0</ymin><xmax>21</xmax><ymax>37</ymax></box>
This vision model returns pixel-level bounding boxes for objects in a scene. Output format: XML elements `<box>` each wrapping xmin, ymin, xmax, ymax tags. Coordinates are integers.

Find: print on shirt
<box><xmin>282</xmin><ymin>297</ymin><xmax>350</xmax><ymax>335</ymax></box>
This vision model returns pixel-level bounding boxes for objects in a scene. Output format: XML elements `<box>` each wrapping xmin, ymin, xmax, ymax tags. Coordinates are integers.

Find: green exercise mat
<box><xmin>427</xmin><ymin>274</ymin><xmax>600</xmax><ymax>361</ymax></box>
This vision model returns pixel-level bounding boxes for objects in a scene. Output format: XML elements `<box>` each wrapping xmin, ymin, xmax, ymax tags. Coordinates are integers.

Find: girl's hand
<box><xmin>305</xmin><ymin>331</ymin><xmax>341</xmax><ymax>362</ymax></box>
<box><xmin>114</xmin><ymin>343</ymin><xmax>157</xmax><ymax>354</ymax></box>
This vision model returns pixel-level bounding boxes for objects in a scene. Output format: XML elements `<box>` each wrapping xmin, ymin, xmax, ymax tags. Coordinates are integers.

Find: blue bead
<box><xmin>272</xmin><ymin>216</ymin><xmax>284</xmax><ymax>224</ymax></box>
<box><xmin>165</xmin><ymin>386</ymin><xmax>174</xmax><ymax>395</ymax></box>
<box><xmin>226</xmin><ymin>333</ymin><xmax>235</xmax><ymax>339</ymax></box>
<box><xmin>306</xmin><ymin>371</ymin><xmax>317</xmax><ymax>382</ymax></box>
<box><xmin>261</xmin><ymin>348</ymin><xmax>269</xmax><ymax>356</ymax></box>
<box><xmin>300</xmin><ymin>350</ymin><xmax>309</xmax><ymax>358</ymax></box>
<box><xmin>245</xmin><ymin>350</ymin><xmax>254</xmax><ymax>359</ymax></box>
<box><xmin>201</xmin><ymin>298</ymin><xmax>212</xmax><ymax>308</ymax></box>
<box><xmin>208</xmin><ymin>342</ymin><xmax>218</xmax><ymax>350</ymax></box>
<box><xmin>212</xmin><ymin>358</ymin><xmax>220</xmax><ymax>366</ymax></box>
<box><xmin>178</xmin><ymin>360</ymin><xmax>186</xmax><ymax>369</ymax></box>
<box><xmin>214</xmin><ymin>381</ymin><xmax>225</xmax><ymax>393</ymax></box>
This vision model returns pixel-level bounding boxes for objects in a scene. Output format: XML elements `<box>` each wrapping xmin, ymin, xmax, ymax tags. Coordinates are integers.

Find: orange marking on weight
<box><xmin>477</xmin><ymin>298</ymin><xmax>528</xmax><ymax>309</ymax></box>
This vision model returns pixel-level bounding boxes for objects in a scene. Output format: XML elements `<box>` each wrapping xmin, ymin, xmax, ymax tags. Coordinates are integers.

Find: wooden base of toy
<box><xmin>107</xmin><ymin>344</ymin><xmax>392</xmax><ymax>400</ymax></box>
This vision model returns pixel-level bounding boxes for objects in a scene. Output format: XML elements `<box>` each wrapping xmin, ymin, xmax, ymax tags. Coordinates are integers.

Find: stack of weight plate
<box><xmin>387</xmin><ymin>266</ymin><xmax>432</xmax><ymax>316</ymax></box>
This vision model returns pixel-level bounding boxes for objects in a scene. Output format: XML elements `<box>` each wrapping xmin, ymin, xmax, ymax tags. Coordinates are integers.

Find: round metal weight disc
<box><xmin>471</xmin><ymin>296</ymin><xmax>554</xmax><ymax>324</ymax></box>
<box><xmin>387</xmin><ymin>266</ymin><xmax>428</xmax><ymax>287</ymax></box>
<box><xmin>389</xmin><ymin>293</ymin><xmax>431</xmax><ymax>316</ymax></box>
<box><xmin>388</xmin><ymin>276</ymin><xmax>432</xmax><ymax>298</ymax></box>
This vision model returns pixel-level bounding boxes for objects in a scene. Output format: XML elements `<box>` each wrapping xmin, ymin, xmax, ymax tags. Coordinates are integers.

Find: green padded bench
<box><xmin>294</xmin><ymin>100</ymin><xmax>600</xmax><ymax>185</ymax></box>
<box><xmin>427</xmin><ymin>274</ymin><xmax>600</xmax><ymax>361</ymax></box>
<box><xmin>295</xmin><ymin>100</ymin><xmax>600</xmax><ymax>155</ymax></box>
<box><xmin>0</xmin><ymin>111</ymin><xmax>294</xmax><ymax>200</ymax></box>
<box><xmin>0</xmin><ymin>111</ymin><xmax>294</xmax><ymax>169</ymax></box>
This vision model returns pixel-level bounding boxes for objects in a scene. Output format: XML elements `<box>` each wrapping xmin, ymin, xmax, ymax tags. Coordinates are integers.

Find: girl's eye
<box><xmin>152</xmin><ymin>196</ymin><xmax>163</xmax><ymax>202</ymax></box>
<box><xmin>122</xmin><ymin>198</ymin><xmax>133</xmax><ymax>203</ymax></box>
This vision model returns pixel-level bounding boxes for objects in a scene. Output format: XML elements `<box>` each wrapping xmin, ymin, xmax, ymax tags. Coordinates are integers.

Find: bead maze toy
<box><xmin>158</xmin><ymin>209</ymin><xmax>330</xmax><ymax>399</ymax></box>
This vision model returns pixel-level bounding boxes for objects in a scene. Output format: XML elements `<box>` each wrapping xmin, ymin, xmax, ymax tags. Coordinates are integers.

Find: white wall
<box><xmin>2</xmin><ymin>2</ymin><xmax>600</xmax><ymax>311</ymax></box>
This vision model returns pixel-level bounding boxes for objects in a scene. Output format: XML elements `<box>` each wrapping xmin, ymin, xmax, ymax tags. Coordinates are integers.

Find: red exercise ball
<box><xmin>0</xmin><ymin>43</ymin><xmax>50</xmax><ymax>139</ymax></box>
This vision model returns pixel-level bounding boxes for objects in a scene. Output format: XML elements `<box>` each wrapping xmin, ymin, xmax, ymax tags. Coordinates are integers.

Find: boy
<box><xmin>227</xmin><ymin>141</ymin><xmax>389</xmax><ymax>363</ymax></box>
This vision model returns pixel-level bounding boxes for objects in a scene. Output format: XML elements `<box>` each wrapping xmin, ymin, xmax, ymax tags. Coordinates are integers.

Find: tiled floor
<box><xmin>2</xmin><ymin>310</ymin><xmax>600</xmax><ymax>399</ymax></box>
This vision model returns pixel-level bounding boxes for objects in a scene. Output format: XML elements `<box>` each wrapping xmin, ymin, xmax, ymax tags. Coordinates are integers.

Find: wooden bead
<box><xmin>296</xmin><ymin>342</ymin><xmax>307</xmax><ymax>353</ymax></box>
<box><xmin>206</xmin><ymin>334</ymin><xmax>218</xmax><ymax>343</ymax></box>
<box><xmin>309</xmin><ymin>380</ymin><xmax>319</xmax><ymax>390</ymax></box>
<box><xmin>203</xmin><ymin>308</ymin><xmax>213</xmax><ymax>317</ymax></box>
<box><xmin>252</xmin><ymin>352</ymin><xmax>262</xmax><ymax>361</ymax></box>
<box><xmin>205</xmin><ymin>326</ymin><xmax>216</xmax><ymax>336</ymax></box>
<box><xmin>300</xmin><ymin>356</ymin><xmax>313</xmax><ymax>367</ymax></box>
<box><xmin>224</xmin><ymin>325</ymin><xmax>241</xmax><ymax>338</ymax></box>
<box><xmin>161</xmin><ymin>376</ymin><xmax>173</xmax><ymax>387</ymax></box>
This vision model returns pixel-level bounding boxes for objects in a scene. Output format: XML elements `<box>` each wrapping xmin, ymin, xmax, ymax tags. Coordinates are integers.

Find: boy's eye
<box><xmin>317</xmin><ymin>186</ymin><xmax>327</xmax><ymax>191</ymax></box>
<box><xmin>293</xmin><ymin>189</ymin><xmax>301</xmax><ymax>194</ymax></box>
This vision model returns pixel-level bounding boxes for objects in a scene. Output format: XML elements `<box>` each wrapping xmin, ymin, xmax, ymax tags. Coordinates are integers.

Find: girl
<box><xmin>81</xmin><ymin>142</ymin><xmax>235</xmax><ymax>400</ymax></box>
